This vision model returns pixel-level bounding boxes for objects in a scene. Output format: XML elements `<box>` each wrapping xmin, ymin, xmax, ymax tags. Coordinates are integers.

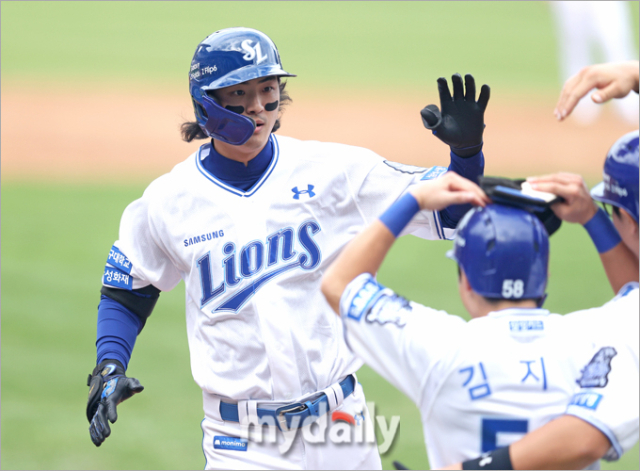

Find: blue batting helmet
<box><xmin>591</xmin><ymin>130</ymin><xmax>639</xmax><ymax>223</ymax></box>
<box><xmin>188</xmin><ymin>27</ymin><xmax>296</xmax><ymax>145</ymax></box>
<box><xmin>447</xmin><ymin>205</ymin><xmax>549</xmax><ymax>302</ymax></box>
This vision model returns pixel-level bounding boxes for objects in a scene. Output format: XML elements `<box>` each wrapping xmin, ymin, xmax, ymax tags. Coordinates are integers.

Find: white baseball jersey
<box><xmin>102</xmin><ymin>134</ymin><xmax>453</xmax><ymax>403</ymax></box>
<box><xmin>339</xmin><ymin>274</ymin><xmax>639</xmax><ymax>469</ymax></box>
<box><xmin>563</xmin><ymin>283</ymin><xmax>639</xmax><ymax>461</ymax></box>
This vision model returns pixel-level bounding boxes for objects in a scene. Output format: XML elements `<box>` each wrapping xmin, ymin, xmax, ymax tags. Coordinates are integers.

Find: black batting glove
<box><xmin>86</xmin><ymin>359</ymin><xmax>144</xmax><ymax>447</ymax></box>
<box><xmin>421</xmin><ymin>73</ymin><xmax>490</xmax><ymax>157</ymax></box>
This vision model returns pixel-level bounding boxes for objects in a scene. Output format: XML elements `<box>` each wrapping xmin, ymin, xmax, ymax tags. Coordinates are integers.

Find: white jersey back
<box><xmin>103</xmin><ymin>135</ymin><xmax>451</xmax><ymax>402</ymax></box>
<box><xmin>339</xmin><ymin>274</ymin><xmax>637</xmax><ymax>468</ymax></box>
<box><xmin>564</xmin><ymin>284</ymin><xmax>639</xmax><ymax>461</ymax></box>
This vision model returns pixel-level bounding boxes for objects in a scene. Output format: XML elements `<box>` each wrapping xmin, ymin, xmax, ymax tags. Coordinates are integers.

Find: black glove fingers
<box><xmin>89</xmin><ymin>423</ymin><xmax>103</xmax><ymax>446</ymax></box>
<box><xmin>437</xmin><ymin>77</ymin><xmax>452</xmax><ymax>105</ymax></box>
<box><xmin>451</xmin><ymin>73</ymin><xmax>464</xmax><ymax>101</ymax></box>
<box><xmin>420</xmin><ymin>104</ymin><xmax>441</xmax><ymax>129</ymax></box>
<box><xmin>128</xmin><ymin>377</ymin><xmax>144</xmax><ymax>394</ymax></box>
<box><xmin>478</xmin><ymin>84</ymin><xmax>491</xmax><ymax>111</ymax></box>
<box><xmin>90</xmin><ymin>403</ymin><xmax>111</xmax><ymax>446</ymax></box>
<box><xmin>106</xmin><ymin>397</ymin><xmax>119</xmax><ymax>423</ymax></box>
<box><xmin>464</xmin><ymin>74</ymin><xmax>476</xmax><ymax>102</ymax></box>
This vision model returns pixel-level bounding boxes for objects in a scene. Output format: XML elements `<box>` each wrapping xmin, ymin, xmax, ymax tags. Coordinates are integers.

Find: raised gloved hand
<box><xmin>86</xmin><ymin>359</ymin><xmax>144</xmax><ymax>446</ymax></box>
<box><xmin>421</xmin><ymin>74</ymin><xmax>490</xmax><ymax>157</ymax></box>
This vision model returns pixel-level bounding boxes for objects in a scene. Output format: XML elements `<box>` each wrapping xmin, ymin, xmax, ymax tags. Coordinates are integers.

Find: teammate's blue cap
<box><xmin>447</xmin><ymin>205</ymin><xmax>549</xmax><ymax>302</ymax></box>
<box><xmin>189</xmin><ymin>27</ymin><xmax>296</xmax><ymax>145</ymax></box>
<box><xmin>591</xmin><ymin>130</ymin><xmax>639</xmax><ymax>223</ymax></box>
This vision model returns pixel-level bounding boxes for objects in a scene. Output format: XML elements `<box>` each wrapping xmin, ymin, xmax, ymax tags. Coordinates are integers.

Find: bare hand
<box><xmin>554</xmin><ymin>61</ymin><xmax>640</xmax><ymax>121</ymax></box>
<box><xmin>527</xmin><ymin>173</ymin><xmax>598</xmax><ymax>225</ymax></box>
<box><xmin>410</xmin><ymin>172</ymin><xmax>490</xmax><ymax>211</ymax></box>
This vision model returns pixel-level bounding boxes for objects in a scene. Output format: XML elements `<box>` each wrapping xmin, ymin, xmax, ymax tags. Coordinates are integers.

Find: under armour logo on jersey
<box><xmin>241</xmin><ymin>40</ymin><xmax>267</xmax><ymax>64</ymax></box>
<box><xmin>292</xmin><ymin>185</ymin><xmax>315</xmax><ymax>199</ymax></box>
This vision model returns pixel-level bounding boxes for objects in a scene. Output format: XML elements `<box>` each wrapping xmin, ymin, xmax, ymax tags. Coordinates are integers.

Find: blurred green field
<box><xmin>2</xmin><ymin>182</ymin><xmax>638</xmax><ymax>470</ymax></box>
<box><xmin>2</xmin><ymin>1</ymin><xmax>637</xmax><ymax>92</ymax></box>
<box><xmin>2</xmin><ymin>2</ymin><xmax>639</xmax><ymax>470</ymax></box>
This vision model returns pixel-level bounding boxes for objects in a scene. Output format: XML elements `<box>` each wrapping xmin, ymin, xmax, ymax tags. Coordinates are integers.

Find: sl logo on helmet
<box><xmin>241</xmin><ymin>40</ymin><xmax>268</xmax><ymax>64</ymax></box>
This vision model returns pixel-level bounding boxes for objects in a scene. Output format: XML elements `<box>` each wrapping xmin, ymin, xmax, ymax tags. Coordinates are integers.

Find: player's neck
<box><xmin>472</xmin><ymin>299</ymin><xmax>539</xmax><ymax>318</ymax></box>
<box><xmin>212</xmin><ymin>139</ymin><xmax>267</xmax><ymax>167</ymax></box>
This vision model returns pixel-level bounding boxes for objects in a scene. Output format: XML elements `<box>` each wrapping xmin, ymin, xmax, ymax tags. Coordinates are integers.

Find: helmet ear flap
<box><xmin>199</xmin><ymin>93</ymin><xmax>256</xmax><ymax>145</ymax></box>
<box><xmin>192</xmin><ymin>98</ymin><xmax>208</xmax><ymax>123</ymax></box>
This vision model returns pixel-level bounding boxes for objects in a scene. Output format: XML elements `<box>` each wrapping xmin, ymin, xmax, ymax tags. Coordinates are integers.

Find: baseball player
<box><xmin>85</xmin><ymin>27</ymin><xmax>491</xmax><ymax>469</ymax></box>
<box><xmin>452</xmin><ymin>129</ymin><xmax>640</xmax><ymax>470</ymax></box>
<box><xmin>321</xmin><ymin>171</ymin><xmax>638</xmax><ymax>469</ymax></box>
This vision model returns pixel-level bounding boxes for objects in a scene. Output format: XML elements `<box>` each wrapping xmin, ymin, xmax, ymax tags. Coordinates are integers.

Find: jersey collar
<box><xmin>487</xmin><ymin>307</ymin><xmax>550</xmax><ymax>318</ymax></box>
<box><xmin>195</xmin><ymin>135</ymin><xmax>280</xmax><ymax>197</ymax></box>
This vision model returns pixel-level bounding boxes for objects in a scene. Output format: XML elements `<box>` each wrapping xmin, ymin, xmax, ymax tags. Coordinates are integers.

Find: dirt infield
<box><xmin>2</xmin><ymin>84</ymin><xmax>637</xmax><ymax>183</ymax></box>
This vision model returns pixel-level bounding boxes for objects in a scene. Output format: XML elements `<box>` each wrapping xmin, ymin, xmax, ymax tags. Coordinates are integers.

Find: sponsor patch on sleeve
<box><xmin>346</xmin><ymin>278</ymin><xmax>385</xmax><ymax>322</ymax></box>
<box><xmin>213</xmin><ymin>436</ymin><xmax>248</xmax><ymax>452</ymax></box>
<box><xmin>420</xmin><ymin>166</ymin><xmax>448</xmax><ymax>181</ymax></box>
<box><xmin>107</xmin><ymin>246</ymin><xmax>132</xmax><ymax>274</ymax></box>
<box><xmin>103</xmin><ymin>266</ymin><xmax>133</xmax><ymax>290</ymax></box>
<box><xmin>569</xmin><ymin>391</ymin><xmax>603</xmax><ymax>410</ymax></box>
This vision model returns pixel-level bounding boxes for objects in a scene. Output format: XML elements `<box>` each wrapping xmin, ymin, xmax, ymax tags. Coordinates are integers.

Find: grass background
<box><xmin>2</xmin><ymin>2</ymin><xmax>639</xmax><ymax>470</ymax></box>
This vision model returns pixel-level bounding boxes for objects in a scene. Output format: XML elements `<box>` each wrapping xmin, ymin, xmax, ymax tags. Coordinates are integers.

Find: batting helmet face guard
<box><xmin>447</xmin><ymin>205</ymin><xmax>550</xmax><ymax>302</ymax></box>
<box><xmin>189</xmin><ymin>27</ymin><xmax>296</xmax><ymax>145</ymax></box>
<box><xmin>591</xmin><ymin>130</ymin><xmax>639</xmax><ymax>223</ymax></box>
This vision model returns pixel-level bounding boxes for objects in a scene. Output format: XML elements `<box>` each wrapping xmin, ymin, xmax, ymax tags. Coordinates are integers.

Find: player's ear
<box><xmin>618</xmin><ymin>208</ymin><xmax>639</xmax><ymax>236</ymax></box>
<box><xmin>458</xmin><ymin>267</ymin><xmax>472</xmax><ymax>292</ymax></box>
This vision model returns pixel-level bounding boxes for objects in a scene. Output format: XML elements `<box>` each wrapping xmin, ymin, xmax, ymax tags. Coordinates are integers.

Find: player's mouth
<box><xmin>254</xmin><ymin>120</ymin><xmax>265</xmax><ymax>133</ymax></box>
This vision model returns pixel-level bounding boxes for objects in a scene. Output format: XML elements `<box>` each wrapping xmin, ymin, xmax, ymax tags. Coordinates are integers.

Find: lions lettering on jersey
<box><xmin>197</xmin><ymin>220</ymin><xmax>322</xmax><ymax>313</ymax></box>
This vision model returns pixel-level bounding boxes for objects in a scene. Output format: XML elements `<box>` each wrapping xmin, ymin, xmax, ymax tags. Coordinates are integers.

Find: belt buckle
<box><xmin>275</xmin><ymin>402</ymin><xmax>307</xmax><ymax>431</ymax></box>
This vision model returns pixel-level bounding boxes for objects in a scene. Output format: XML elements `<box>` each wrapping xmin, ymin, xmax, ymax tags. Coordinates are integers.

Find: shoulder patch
<box><xmin>365</xmin><ymin>293</ymin><xmax>411</xmax><ymax>328</ymax></box>
<box><xmin>383</xmin><ymin>161</ymin><xmax>428</xmax><ymax>175</ymax></box>
<box><xmin>576</xmin><ymin>346</ymin><xmax>617</xmax><ymax>388</ymax></box>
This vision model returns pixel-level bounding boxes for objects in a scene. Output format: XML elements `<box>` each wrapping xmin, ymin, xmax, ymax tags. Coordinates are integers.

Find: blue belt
<box><xmin>219</xmin><ymin>375</ymin><xmax>355</xmax><ymax>431</ymax></box>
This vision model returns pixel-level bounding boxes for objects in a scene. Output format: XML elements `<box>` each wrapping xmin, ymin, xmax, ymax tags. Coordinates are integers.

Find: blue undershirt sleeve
<box><xmin>96</xmin><ymin>295</ymin><xmax>142</xmax><ymax>370</ymax></box>
<box><xmin>439</xmin><ymin>149</ymin><xmax>485</xmax><ymax>229</ymax></box>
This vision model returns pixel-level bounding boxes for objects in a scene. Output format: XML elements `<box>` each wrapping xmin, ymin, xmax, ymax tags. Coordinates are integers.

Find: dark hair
<box><xmin>457</xmin><ymin>266</ymin><xmax>540</xmax><ymax>305</ymax></box>
<box><xmin>180</xmin><ymin>79</ymin><xmax>292</xmax><ymax>143</ymax></box>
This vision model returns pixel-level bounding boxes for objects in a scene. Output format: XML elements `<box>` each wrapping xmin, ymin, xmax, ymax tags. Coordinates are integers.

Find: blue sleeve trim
<box><xmin>435</xmin><ymin>207</ymin><xmax>445</xmax><ymax>239</ymax></box>
<box><xmin>379</xmin><ymin>193</ymin><xmax>421</xmax><ymax>237</ymax></box>
<box><xmin>439</xmin><ymin>151</ymin><xmax>485</xmax><ymax>228</ymax></box>
<box><xmin>96</xmin><ymin>295</ymin><xmax>142</xmax><ymax>369</ymax></box>
<box><xmin>565</xmin><ymin>408</ymin><xmax>623</xmax><ymax>461</ymax></box>
<box><xmin>583</xmin><ymin>208</ymin><xmax>622</xmax><ymax>254</ymax></box>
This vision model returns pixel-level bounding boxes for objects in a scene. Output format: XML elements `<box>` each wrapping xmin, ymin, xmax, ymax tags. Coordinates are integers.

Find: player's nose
<box><xmin>244</xmin><ymin>91</ymin><xmax>264</xmax><ymax>115</ymax></box>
